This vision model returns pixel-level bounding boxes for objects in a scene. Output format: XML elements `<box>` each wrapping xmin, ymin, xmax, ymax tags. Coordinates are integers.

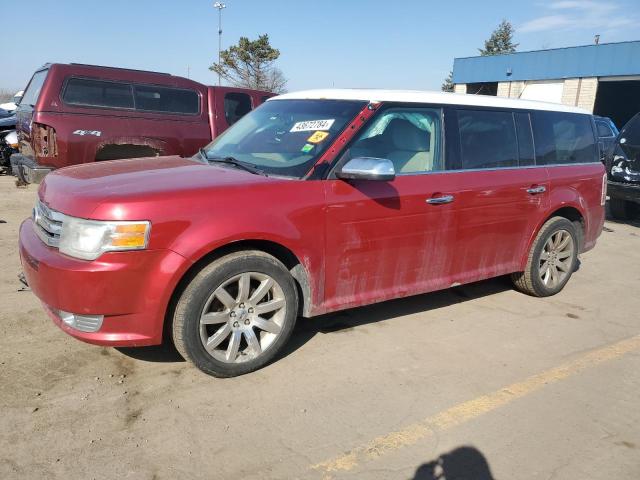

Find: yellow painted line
<box><xmin>312</xmin><ymin>334</ymin><xmax>640</xmax><ymax>475</ymax></box>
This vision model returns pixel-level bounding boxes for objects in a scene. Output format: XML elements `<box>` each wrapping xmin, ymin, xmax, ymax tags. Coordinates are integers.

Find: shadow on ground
<box><xmin>116</xmin><ymin>343</ymin><xmax>185</xmax><ymax>363</ymax></box>
<box><xmin>115</xmin><ymin>276</ymin><xmax>512</xmax><ymax>365</ymax></box>
<box><xmin>280</xmin><ymin>275</ymin><xmax>513</xmax><ymax>360</ymax></box>
<box><xmin>605</xmin><ymin>201</ymin><xmax>640</xmax><ymax>228</ymax></box>
<box><xmin>412</xmin><ymin>445</ymin><xmax>495</xmax><ymax>480</ymax></box>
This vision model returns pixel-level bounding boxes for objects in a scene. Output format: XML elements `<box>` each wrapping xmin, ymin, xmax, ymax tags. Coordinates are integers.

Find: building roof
<box><xmin>453</xmin><ymin>40</ymin><xmax>640</xmax><ymax>84</ymax></box>
<box><xmin>272</xmin><ymin>89</ymin><xmax>589</xmax><ymax>114</ymax></box>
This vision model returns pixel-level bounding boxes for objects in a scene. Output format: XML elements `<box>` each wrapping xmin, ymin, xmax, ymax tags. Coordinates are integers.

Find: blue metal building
<box><xmin>452</xmin><ymin>41</ymin><xmax>640</xmax><ymax>128</ymax></box>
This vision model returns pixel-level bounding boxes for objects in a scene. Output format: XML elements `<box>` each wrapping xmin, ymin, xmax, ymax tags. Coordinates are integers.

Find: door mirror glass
<box><xmin>336</xmin><ymin>157</ymin><xmax>396</xmax><ymax>181</ymax></box>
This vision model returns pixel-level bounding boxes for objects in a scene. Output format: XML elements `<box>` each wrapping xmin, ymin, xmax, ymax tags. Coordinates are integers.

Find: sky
<box><xmin>2</xmin><ymin>0</ymin><xmax>639</xmax><ymax>93</ymax></box>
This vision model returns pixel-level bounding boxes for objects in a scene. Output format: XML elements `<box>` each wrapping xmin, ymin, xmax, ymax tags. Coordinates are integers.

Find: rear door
<box><xmin>443</xmin><ymin>108</ymin><xmax>549</xmax><ymax>284</ymax></box>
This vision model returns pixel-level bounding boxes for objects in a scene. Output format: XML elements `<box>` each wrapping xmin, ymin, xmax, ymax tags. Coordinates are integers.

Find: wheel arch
<box><xmin>94</xmin><ymin>137</ymin><xmax>167</xmax><ymax>161</ymax></box>
<box><xmin>520</xmin><ymin>203</ymin><xmax>586</xmax><ymax>270</ymax></box>
<box><xmin>164</xmin><ymin>239</ymin><xmax>313</xmax><ymax>344</ymax></box>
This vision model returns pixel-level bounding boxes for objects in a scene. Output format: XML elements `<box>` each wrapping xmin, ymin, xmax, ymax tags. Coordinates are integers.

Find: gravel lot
<box><xmin>1</xmin><ymin>174</ymin><xmax>639</xmax><ymax>480</ymax></box>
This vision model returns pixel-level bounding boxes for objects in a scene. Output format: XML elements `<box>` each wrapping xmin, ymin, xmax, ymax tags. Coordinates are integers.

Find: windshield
<box><xmin>201</xmin><ymin>99</ymin><xmax>366</xmax><ymax>178</ymax></box>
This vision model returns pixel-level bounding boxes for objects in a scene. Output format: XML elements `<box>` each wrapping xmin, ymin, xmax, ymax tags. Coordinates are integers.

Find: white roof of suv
<box><xmin>272</xmin><ymin>89</ymin><xmax>589</xmax><ymax>115</ymax></box>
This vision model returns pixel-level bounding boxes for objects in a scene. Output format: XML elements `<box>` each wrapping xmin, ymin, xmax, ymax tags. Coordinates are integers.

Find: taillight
<box><xmin>601</xmin><ymin>172</ymin><xmax>607</xmax><ymax>206</ymax></box>
<box><xmin>32</xmin><ymin>123</ymin><xmax>57</xmax><ymax>158</ymax></box>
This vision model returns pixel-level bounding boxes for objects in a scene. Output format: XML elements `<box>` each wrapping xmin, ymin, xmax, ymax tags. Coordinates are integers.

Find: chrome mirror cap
<box><xmin>336</xmin><ymin>157</ymin><xmax>396</xmax><ymax>181</ymax></box>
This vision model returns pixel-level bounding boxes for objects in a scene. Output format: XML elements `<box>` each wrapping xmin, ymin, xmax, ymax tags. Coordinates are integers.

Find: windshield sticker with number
<box><xmin>290</xmin><ymin>119</ymin><xmax>335</xmax><ymax>132</ymax></box>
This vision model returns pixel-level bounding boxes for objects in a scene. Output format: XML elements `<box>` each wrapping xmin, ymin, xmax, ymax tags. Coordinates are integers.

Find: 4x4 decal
<box><xmin>72</xmin><ymin>130</ymin><xmax>102</xmax><ymax>137</ymax></box>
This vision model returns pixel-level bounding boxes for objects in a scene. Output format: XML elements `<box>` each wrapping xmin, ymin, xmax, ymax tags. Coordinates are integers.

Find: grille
<box><xmin>33</xmin><ymin>200</ymin><xmax>65</xmax><ymax>248</ymax></box>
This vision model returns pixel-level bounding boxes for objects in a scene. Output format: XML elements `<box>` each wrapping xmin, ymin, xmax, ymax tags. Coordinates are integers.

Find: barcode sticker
<box><xmin>290</xmin><ymin>119</ymin><xmax>335</xmax><ymax>132</ymax></box>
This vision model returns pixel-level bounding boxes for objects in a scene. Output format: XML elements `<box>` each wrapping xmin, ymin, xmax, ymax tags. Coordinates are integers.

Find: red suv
<box><xmin>11</xmin><ymin>63</ymin><xmax>273</xmax><ymax>183</ymax></box>
<box><xmin>19</xmin><ymin>89</ymin><xmax>606</xmax><ymax>377</ymax></box>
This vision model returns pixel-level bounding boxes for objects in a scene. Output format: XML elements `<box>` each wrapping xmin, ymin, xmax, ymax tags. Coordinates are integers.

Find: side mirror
<box><xmin>336</xmin><ymin>157</ymin><xmax>395</xmax><ymax>181</ymax></box>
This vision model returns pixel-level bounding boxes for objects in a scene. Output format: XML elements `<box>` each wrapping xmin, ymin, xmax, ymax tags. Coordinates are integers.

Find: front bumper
<box><xmin>10</xmin><ymin>153</ymin><xmax>52</xmax><ymax>183</ymax></box>
<box><xmin>19</xmin><ymin>218</ymin><xmax>190</xmax><ymax>347</ymax></box>
<box><xmin>608</xmin><ymin>180</ymin><xmax>640</xmax><ymax>204</ymax></box>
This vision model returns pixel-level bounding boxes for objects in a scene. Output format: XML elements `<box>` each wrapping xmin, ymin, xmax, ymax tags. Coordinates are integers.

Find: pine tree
<box><xmin>479</xmin><ymin>20</ymin><xmax>518</xmax><ymax>56</ymax></box>
<box><xmin>210</xmin><ymin>34</ymin><xmax>287</xmax><ymax>93</ymax></box>
<box><xmin>441</xmin><ymin>71</ymin><xmax>454</xmax><ymax>92</ymax></box>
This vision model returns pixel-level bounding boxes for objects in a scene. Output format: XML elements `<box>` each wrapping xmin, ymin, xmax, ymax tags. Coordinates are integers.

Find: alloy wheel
<box><xmin>199</xmin><ymin>272</ymin><xmax>286</xmax><ymax>363</ymax></box>
<box><xmin>538</xmin><ymin>229</ymin><xmax>574</xmax><ymax>289</ymax></box>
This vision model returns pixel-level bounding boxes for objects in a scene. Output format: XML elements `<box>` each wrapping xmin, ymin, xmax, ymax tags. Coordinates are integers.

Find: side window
<box><xmin>133</xmin><ymin>85</ymin><xmax>199</xmax><ymax>114</ymax></box>
<box><xmin>63</xmin><ymin>78</ymin><xmax>134</xmax><ymax>109</ymax></box>
<box><xmin>596</xmin><ymin>121</ymin><xmax>614</xmax><ymax>138</ymax></box>
<box><xmin>532</xmin><ymin>111</ymin><xmax>597</xmax><ymax>164</ymax></box>
<box><xmin>19</xmin><ymin>70</ymin><xmax>48</xmax><ymax>109</ymax></box>
<box><xmin>457</xmin><ymin>110</ymin><xmax>518</xmax><ymax>169</ymax></box>
<box><xmin>345</xmin><ymin>107</ymin><xmax>442</xmax><ymax>174</ymax></box>
<box><xmin>514</xmin><ymin>112</ymin><xmax>535</xmax><ymax>166</ymax></box>
<box><xmin>224</xmin><ymin>92</ymin><xmax>252</xmax><ymax>126</ymax></box>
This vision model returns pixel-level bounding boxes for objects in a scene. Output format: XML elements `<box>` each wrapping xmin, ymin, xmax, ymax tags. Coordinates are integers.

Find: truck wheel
<box><xmin>511</xmin><ymin>217</ymin><xmax>578</xmax><ymax>297</ymax></box>
<box><xmin>172</xmin><ymin>251</ymin><xmax>298</xmax><ymax>377</ymax></box>
<box><xmin>609</xmin><ymin>197</ymin><xmax>637</xmax><ymax>221</ymax></box>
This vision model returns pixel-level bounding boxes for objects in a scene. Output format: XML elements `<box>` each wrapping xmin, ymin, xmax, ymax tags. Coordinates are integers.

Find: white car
<box><xmin>0</xmin><ymin>90</ymin><xmax>24</xmax><ymax>112</ymax></box>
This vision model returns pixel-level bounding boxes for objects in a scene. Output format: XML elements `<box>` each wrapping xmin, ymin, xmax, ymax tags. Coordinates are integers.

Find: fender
<box><xmin>519</xmin><ymin>185</ymin><xmax>587</xmax><ymax>270</ymax></box>
<box><xmin>169</xmin><ymin>219</ymin><xmax>322</xmax><ymax>317</ymax></box>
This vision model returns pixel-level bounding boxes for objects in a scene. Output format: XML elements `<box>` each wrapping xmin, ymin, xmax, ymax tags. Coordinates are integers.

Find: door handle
<box><xmin>526</xmin><ymin>185</ymin><xmax>546</xmax><ymax>195</ymax></box>
<box><xmin>426</xmin><ymin>195</ymin><xmax>454</xmax><ymax>205</ymax></box>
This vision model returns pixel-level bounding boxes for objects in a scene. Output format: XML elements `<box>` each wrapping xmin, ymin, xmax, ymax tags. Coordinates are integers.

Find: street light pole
<box><xmin>213</xmin><ymin>2</ymin><xmax>226</xmax><ymax>86</ymax></box>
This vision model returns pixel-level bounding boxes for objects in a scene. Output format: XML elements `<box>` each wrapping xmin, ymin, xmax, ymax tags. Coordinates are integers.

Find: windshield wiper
<box><xmin>207</xmin><ymin>155</ymin><xmax>266</xmax><ymax>176</ymax></box>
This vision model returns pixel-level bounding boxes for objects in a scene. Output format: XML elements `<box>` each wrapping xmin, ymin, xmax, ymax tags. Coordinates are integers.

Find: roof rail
<box><xmin>68</xmin><ymin>63</ymin><xmax>171</xmax><ymax>76</ymax></box>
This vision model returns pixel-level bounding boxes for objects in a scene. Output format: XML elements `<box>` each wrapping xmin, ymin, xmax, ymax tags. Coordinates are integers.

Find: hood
<box><xmin>39</xmin><ymin>155</ymin><xmax>283</xmax><ymax>218</ymax></box>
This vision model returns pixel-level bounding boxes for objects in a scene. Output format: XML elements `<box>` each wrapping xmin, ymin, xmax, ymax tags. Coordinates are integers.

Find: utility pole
<box><xmin>214</xmin><ymin>2</ymin><xmax>226</xmax><ymax>86</ymax></box>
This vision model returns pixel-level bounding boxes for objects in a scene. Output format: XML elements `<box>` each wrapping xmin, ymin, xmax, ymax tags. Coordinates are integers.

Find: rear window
<box><xmin>457</xmin><ymin>109</ymin><xmax>518</xmax><ymax>169</ymax></box>
<box><xmin>63</xmin><ymin>78</ymin><xmax>200</xmax><ymax>114</ymax></box>
<box><xmin>596</xmin><ymin>121</ymin><xmax>614</xmax><ymax>138</ymax></box>
<box><xmin>19</xmin><ymin>70</ymin><xmax>48</xmax><ymax>108</ymax></box>
<box><xmin>224</xmin><ymin>92</ymin><xmax>252</xmax><ymax>126</ymax></box>
<box><xmin>532</xmin><ymin>112</ymin><xmax>597</xmax><ymax>164</ymax></box>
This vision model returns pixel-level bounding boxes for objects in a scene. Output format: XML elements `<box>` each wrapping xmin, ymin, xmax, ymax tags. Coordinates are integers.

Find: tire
<box><xmin>609</xmin><ymin>197</ymin><xmax>637</xmax><ymax>221</ymax></box>
<box><xmin>511</xmin><ymin>217</ymin><xmax>578</xmax><ymax>297</ymax></box>
<box><xmin>172</xmin><ymin>251</ymin><xmax>298</xmax><ymax>377</ymax></box>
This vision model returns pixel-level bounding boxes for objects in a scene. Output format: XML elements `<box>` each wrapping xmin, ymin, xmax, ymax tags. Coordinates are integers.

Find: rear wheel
<box><xmin>172</xmin><ymin>251</ymin><xmax>298</xmax><ymax>377</ymax></box>
<box><xmin>511</xmin><ymin>217</ymin><xmax>578</xmax><ymax>297</ymax></box>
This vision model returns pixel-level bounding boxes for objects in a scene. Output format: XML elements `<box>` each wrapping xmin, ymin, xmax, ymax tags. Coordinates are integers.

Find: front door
<box><xmin>323</xmin><ymin>106</ymin><xmax>457</xmax><ymax>312</ymax></box>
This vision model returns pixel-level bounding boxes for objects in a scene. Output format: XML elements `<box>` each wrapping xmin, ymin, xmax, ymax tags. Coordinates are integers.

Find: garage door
<box><xmin>520</xmin><ymin>81</ymin><xmax>564</xmax><ymax>104</ymax></box>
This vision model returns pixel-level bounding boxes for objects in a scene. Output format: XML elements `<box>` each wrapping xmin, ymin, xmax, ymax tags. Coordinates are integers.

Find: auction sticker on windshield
<box><xmin>290</xmin><ymin>119</ymin><xmax>335</xmax><ymax>132</ymax></box>
<box><xmin>307</xmin><ymin>131</ymin><xmax>330</xmax><ymax>143</ymax></box>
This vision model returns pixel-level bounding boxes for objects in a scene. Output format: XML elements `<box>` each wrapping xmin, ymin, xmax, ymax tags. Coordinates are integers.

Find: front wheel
<box><xmin>172</xmin><ymin>251</ymin><xmax>298</xmax><ymax>377</ymax></box>
<box><xmin>511</xmin><ymin>217</ymin><xmax>578</xmax><ymax>297</ymax></box>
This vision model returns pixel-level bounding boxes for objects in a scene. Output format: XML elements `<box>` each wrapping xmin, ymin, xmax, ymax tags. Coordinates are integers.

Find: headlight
<box><xmin>59</xmin><ymin>217</ymin><xmax>151</xmax><ymax>260</ymax></box>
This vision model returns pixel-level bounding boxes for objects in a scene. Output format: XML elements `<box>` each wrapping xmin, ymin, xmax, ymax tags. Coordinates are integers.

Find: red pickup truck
<box><xmin>11</xmin><ymin>63</ymin><xmax>274</xmax><ymax>183</ymax></box>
